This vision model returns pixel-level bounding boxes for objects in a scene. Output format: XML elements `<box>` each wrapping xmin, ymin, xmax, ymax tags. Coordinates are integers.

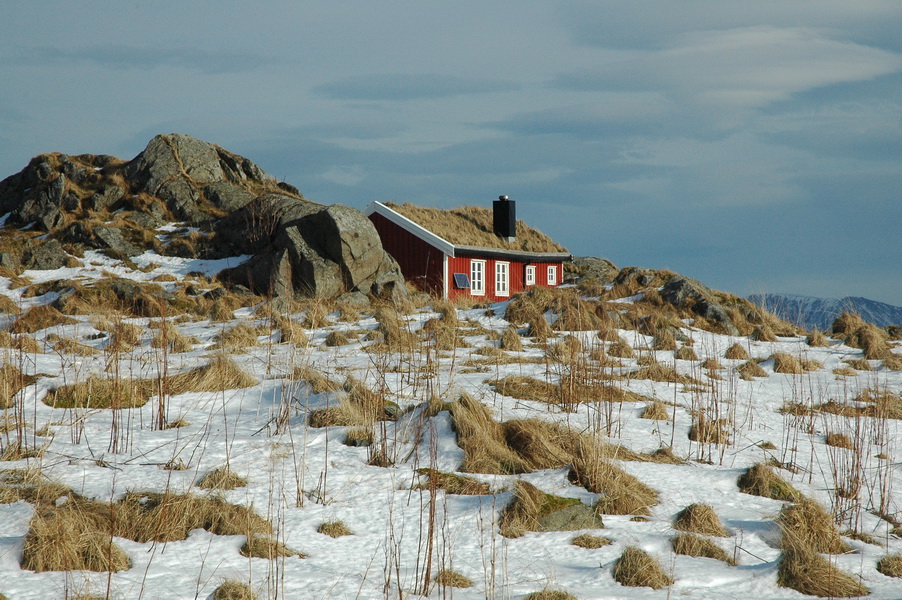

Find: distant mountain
<box><xmin>747</xmin><ymin>293</ymin><xmax>902</xmax><ymax>331</ymax></box>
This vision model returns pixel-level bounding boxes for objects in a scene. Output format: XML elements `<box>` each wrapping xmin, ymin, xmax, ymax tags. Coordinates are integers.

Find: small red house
<box><xmin>364</xmin><ymin>198</ymin><xmax>570</xmax><ymax>302</ymax></box>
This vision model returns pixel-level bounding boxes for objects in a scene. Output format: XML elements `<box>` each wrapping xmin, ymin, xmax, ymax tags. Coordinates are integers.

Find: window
<box><xmin>495</xmin><ymin>261</ymin><xmax>509</xmax><ymax>297</ymax></box>
<box><xmin>547</xmin><ymin>265</ymin><xmax>557</xmax><ymax>286</ymax></box>
<box><xmin>453</xmin><ymin>273</ymin><xmax>470</xmax><ymax>289</ymax></box>
<box><xmin>470</xmin><ymin>260</ymin><xmax>485</xmax><ymax>296</ymax></box>
<box><xmin>525</xmin><ymin>265</ymin><xmax>536</xmax><ymax>286</ymax></box>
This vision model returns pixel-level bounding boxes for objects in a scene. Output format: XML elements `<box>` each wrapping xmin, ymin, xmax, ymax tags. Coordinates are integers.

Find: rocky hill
<box><xmin>0</xmin><ymin>134</ymin><xmax>405</xmax><ymax>304</ymax></box>
<box><xmin>749</xmin><ymin>293</ymin><xmax>902</xmax><ymax>331</ymax></box>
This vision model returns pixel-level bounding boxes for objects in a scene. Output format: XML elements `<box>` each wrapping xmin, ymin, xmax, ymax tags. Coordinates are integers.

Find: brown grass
<box><xmin>884</xmin><ymin>353</ymin><xmax>902</xmax><ymax>370</ymax></box>
<box><xmin>240</xmin><ymin>535</ymin><xmax>304</xmax><ymax>559</ymax></box>
<box><xmin>12</xmin><ymin>305</ymin><xmax>77</xmax><ymax>334</ymax></box>
<box><xmin>737</xmin><ymin>464</ymin><xmax>801</xmax><ymax>502</ymax></box>
<box><xmin>434</xmin><ymin>569</ymin><xmax>473</xmax><ymax>588</ymax></box>
<box><xmin>317</xmin><ymin>520</ymin><xmax>352</xmax><ymax>538</ymax></box>
<box><xmin>415</xmin><ymin>468</ymin><xmax>491</xmax><ymax>495</ymax></box>
<box><xmin>499</xmin><ymin>480</ymin><xmax>589</xmax><ymax>538</ymax></box>
<box><xmin>47</xmin><ymin>334</ymin><xmax>98</xmax><ymax>356</ymax></box>
<box><xmin>652</xmin><ymin>331</ymin><xmax>678</xmax><ymax>351</ymax></box>
<box><xmin>307</xmin><ymin>377</ymin><xmax>394</xmax><ymax>428</ymax></box>
<box><xmin>325</xmin><ymin>330</ymin><xmax>354</xmax><ymax>346</ymax></box>
<box><xmin>273</xmin><ymin>315</ymin><xmax>307</xmax><ymax>344</ymax></box>
<box><xmin>770</xmin><ymin>353</ymin><xmax>803</xmax><ymax>374</ymax></box>
<box><xmin>612</xmin><ymin>546</ymin><xmax>673</xmax><ymax>589</ymax></box>
<box><xmin>213</xmin><ymin>580</ymin><xmax>258</xmax><ymax>600</ymax></box>
<box><xmin>197</xmin><ymin>467</ymin><xmax>247</xmax><ymax>490</ymax></box>
<box><xmin>0</xmin><ymin>364</ymin><xmax>38</xmax><ymax>409</ymax></box>
<box><xmin>607</xmin><ymin>339</ymin><xmax>635</xmax><ymax>359</ymax></box>
<box><xmin>751</xmin><ymin>324</ymin><xmax>778</xmax><ymax>342</ymax></box>
<box><xmin>688</xmin><ymin>414</ymin><xmax>731</xmax><ymax>444</ymax></box>
<box><xmin>291</xmin><ymin>366</ymin><xmax>340</xmax><ymax>394</ymax></box>
<box><xmin>385</xmin><ymin>202</ymin><xmax>567</xmax><ymax>252</ymax></box>
<box><xmin>213</xmin><ymin>324</ymin><xmax>261</xmax><ymax>350</ymax></box>
<box><xmin>876</xmin><ymin>554</ymin><xmax>902</xmax><ymax>578</ymax></box>
<box><xmin>825</xmin><ymin>432</ymin><xmax>854</xmax><ymax>450</ymax></box>
<box><xmin>625</xmin><ymin>364</ymin><xmax>702</xmax><ymax>385</ymax></box>
<box><xmin>523</xmin><ymin>589</ymin><xmax>578</xmax><ymax>600</ymax></box>
<box><xmin>777</xmin><ymin>546</ymin><xmax>866</xmax><ymax>597</ymax></box>
<box><xmin>737</xmin><ymin>360</ymin><xmax>768</xmax><ymax>380</ymax></box>
<box><xmin>106</xmin><ymin>321</ymin><xmax>143</xmax><ymax>354</ymax></box>
<box><xmin>571</xmin><ymin>533</ymin><xmax>612</xmax><ymax>549</ymax></box>
<box><xmin>499</xmin><ymin>325</ymin><xmax>524</xmax><ymax>351</ymax></box>
<box><xmin>674</xmin><ymin>345</ymin><xmax>698</xmax><ymax>361</ymax></box>
<box><xmin>0</xmin><ymin>294</ymin><xmax>21</xmax><ymax>315</ymax></box>
<box><xmin>673</xmin><ymin>503</ymin><xmax>728</xmax><ymax>537</ymax></box>
<box><xmin>641</xmin><ymin>400</ymin><xmax>671</xmax><ymax>420</ymax></box>
<box><xmin>0</xmin><ymin>330</ymin><xmax>41</xmax><ymax>354</ymax></box>
<box><xmin>672</xmin><ymin>534</ymin><xmax>735</xmax><ymax>565</ymax></box>
<box><xmin>778</xmin><ymin>498</ymin><xmax>850</xmax><ymax>554</ymax></box>
<box><xmin>724</xmin><ymin>343</ymin><xmax>749</xmax><ymax>360</ymax></box>
<box><xmin>806</xmin><ymin>330</ymin><xmax>830</xmax><ymax>347</ymax></box>
<box><xmin>701</xmin><ymin>358</ymin><xmax>724</xmax><ymax>370</ymax></box>
<box><xmin>150</xmin><ymin>321</ymin><xmax>197</xmax><ymax>353</ymax></box>
<box><xmin>569</xmin><ymin>457</ymin><xmax>658</xmax><ymax>515</ymax></box>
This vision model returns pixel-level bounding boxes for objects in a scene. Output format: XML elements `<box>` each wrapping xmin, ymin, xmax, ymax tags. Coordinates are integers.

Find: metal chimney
<box><xmin>493</xmin><ymin>195</ymin><xmax>516</xmax><ymax>242</ymax></box>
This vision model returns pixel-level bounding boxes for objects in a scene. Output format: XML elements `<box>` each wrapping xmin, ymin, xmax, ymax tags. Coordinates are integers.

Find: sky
<box><xmin>0</xmin><ymin>1</ymin><xmax>900</xmax><ymax>305</ymax></box>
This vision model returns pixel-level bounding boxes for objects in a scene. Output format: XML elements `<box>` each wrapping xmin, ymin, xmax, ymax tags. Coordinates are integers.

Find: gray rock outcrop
<box><xmin>0</xmin><ymin>134</ymin><xmax>407</xmax><ymax>302</ymax></box>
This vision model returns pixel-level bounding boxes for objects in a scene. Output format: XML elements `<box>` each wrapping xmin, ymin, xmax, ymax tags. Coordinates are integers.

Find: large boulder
<box><xmin>571</xmin><ymin>256</ymin><xmax>618</xmax><ymax>284</ymax></box>
<box><xmin>217</xmin><ymin>194</ymin><xmax>405</xmax><ymax>301</ymax></box>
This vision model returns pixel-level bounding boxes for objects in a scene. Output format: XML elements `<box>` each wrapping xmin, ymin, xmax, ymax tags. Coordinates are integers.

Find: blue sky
<box><xmin>1</xmin><ymin>1</ymin><xmax>900</xmax><ymax>304</ymax></box>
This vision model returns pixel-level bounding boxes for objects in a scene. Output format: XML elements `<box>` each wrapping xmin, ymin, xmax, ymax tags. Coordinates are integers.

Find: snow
<box><xmin>0</xmin><ymin>278</ymin><xmax>900</xmax><ymax>599</ymax></box>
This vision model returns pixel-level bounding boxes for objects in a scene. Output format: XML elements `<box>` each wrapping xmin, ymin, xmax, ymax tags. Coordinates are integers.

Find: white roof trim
<box><xmin>364</xmin><ymin>201</ymin><xmax>456</xmax><ymax>257</ymax></box>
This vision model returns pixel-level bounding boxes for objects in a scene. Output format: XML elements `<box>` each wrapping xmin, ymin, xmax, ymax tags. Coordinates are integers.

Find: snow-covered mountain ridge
<box><xmin>748</xmin><ymin>293</ymin><xmax>902</xmax><ymax>330</ymax></box>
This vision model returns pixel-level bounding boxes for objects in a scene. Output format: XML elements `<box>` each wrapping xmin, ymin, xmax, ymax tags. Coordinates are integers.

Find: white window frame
<box><xmin>470</xmin><ymin>259</ymin><xmax>486</xmax><ymax>296</ymax></box>
<box><xmin>525</xmin><ymin>265</ymin><xmax>536</xmax><ymax>286</ymax></box>
<box><xmin>547</xmin><ymin>265</ymin><xmax>557</xmax><ymax>286</ymax></box>
<box><xmin>495</xmin><ymin>261</ymin><xmax>510</xmax><ymax>297</ymax></box>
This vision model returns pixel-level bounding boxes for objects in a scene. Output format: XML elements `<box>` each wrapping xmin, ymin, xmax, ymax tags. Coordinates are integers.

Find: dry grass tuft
<box><xmin>612</xmin><ymin>546</ymin><xmax>673</xmax><ymax>589</ymax></box>
<box><xmin>701</xmin><ymin>357</ymin><xmax>724</xmax><ymax>370</ymax></box>
<box><xmin>673</xmin><ymin>503</ymin><xmax>728</xmax><ymax>537</ymax></box>
<box><xmin>325</xmin><ymin>330</ymin><xmax>353</xmax><ymax>347</ymax></box>
<box><xmin>150</xmin><ymin>321</ymin><xmax>197</xmax><ymax>353</ymax></box>
<box><xmin>0</xmin><ymin>330</ymin><xmax>42</xmax><ymax>354</ymax></box>
<box><xmin>317</xmin><ymin>520</ymin><xmax>352</xmax><ymax>538</ymax></box>
<box><xmin>843</xmin><ymin>357</ymin><xmax>872</xmax><ymax>371</ymax></box>
<box><xmin>825</xmin><ymin>432</ymin><xmax>854</xmax><ymax>450</ymax></box>
<box><xmin>672</xmin><ymin>534</ymin><xmax>735</xmax><ymax>565</ymax></box>
<box><xmin>571</xmin><ymin>533</ymin><xmax>612</xmax><ymax>549</ymax></box>
<box><xmin>291</xmin><ymin>366</ymin><xmax>340</xmax><ymax>394</ymax></box>
<box><xmin>523</xmin><ymin>589</ymin><xmax>578</xmax><ymax>600</ymax></box>
<box><xmin>834</xmin><ymin>312</ymin><xmax>891</xmax><ymax>359</ymax></box>
<box><xmin>777</xmin><ymin>545</ymin><xmax>866</xmax><ymax>597</ymax></box>
<box><xmin>370</xmin><ymin>306</ymin><xmax>413</xmax><ymax>349</ymax></box>
<box><xmin>307</xmin><ymin>377</ymin><xmax>395</xmax><ymax>428</ymax></box>
<box><xmin>674</xmin><ymin>345</ymin><xmax>698</xmax><ymax>361</ymax></box>
<box><xmin>688</xmin><ymin>414</ymin><xmax>731</xmax><ymax>444</ymax></box>
<box><xmin>652</xmin><ymin>331</ymin><xmax>678</xmax><ymax>351</ymax></box>
<box><xmin>47</xmin><ymin>334</ymin><xmax>98</xmax><ymax>356</ymax></box>
<box><xmin>0</xmin><ymin>364</ymin><xmax>38</xmax><ymax>408</ymax></box>
<box><xmin>449</xmin><ymin>393</ymin><xmax>531</xmax><ymax>474</ymax></box>
<box><xmin>499</xmin><ymin>325</ymin><xmax>524</xmax><ymax>351</ymax></box>
<box><xmin>240</xmin><ymin>535</ymin><xmax>304</xmax><ymax>559</ymax></box>
<box><xmin>770</xmin><ymin>353</ymin><xmax>803</xmax><ymax>374</ymax></box>
<box><xmin>724</xmin><ymin>343</ymin><xmax>750</xmax><ymax>360</ymax></box>
<box><xmin>197</xmin><ymin>467</ymin><xmax>247</xmax><ymax>490</ymax></box>
<box><xmin>273</xmin><ymin>315</ymin><xmax>307</xmax><ymax>344</ymax></box>
<box><xmin>737</xmin><ymin>464</ymin><xmax>801</xmax><ymax>502</ymax></box>
<box><xmin>751</xmin><ymin>324</ymin><xmax>778</xmax><ymax>342</ymax></box>
<box><xmin>626</xmin><ymin>364</ymin><xmax>702</xmax><ymax>385</ymax></box>
<box><xmin>607</xmin><ymin>338</ymin><xmax>635</xmax><ymax>358</ymax></box>
<box><xmin>213</xmin><ymin>580</ymin><xmax>257</xmax><ymax>600</ymax></box>
<box><xmin>434</xmin><ymin>569</ymin><xmax>473</xmax><ymax>588</ymax></box>
<box><xmin>779</xmin><ymin>498</ymin><xmax>850</xmax><ymax>554</ymax></box>
<box><xmin>499</xmin><ymin>480</ymin><xmax>589</xmax><ymax>538</ymax></box>
<box><xmin>12</xmin><ymin>305</ymin><xmax>77</xmax><ymax>334</ymax></box>
<box><xmin>806</xmin><ymin>330</ymin><xmax>830</xmax><ymax>347</ymax></box>
<box><xmin>0</xmin><ymin>294</ymin><xmax>21</xmax><ymax>315</ymax></box>
<box><xmin>213</xmin><ymin>324</ymin><xmax>260</xmax><ymax>350</ymax></box>
<box><xmin>169</xmin><ymin>354</ymin><xmax>258</xmax><ymax>393</ymax></box>
<box><xmin>415</xmin><ymin>468</ymin><xmax>491</xmax><ymax>495</ymax></box>
<box><xmin>737</xmin><ymin>360</ymin><xmax>768</xmax><ymax>380</ymax></box>
<box><xmin>106</xmin><ymin>322</ymin><xmax>143</xmax><ymax>354</ymax></box>
<box><xmin>641</xmin><ymin>400</ymin><xmax>671</xmax><ymax>420</ymax></box>
<box><xmin>47</xmin><ymin>375</ymin><xmax>154</xmax><ymax>409</ymax></box>
<box><xmin>570</xmin><ymin>457</ymin><xmax>659</xmax><ymax>515</ymax></box>
<box><xmin>877</xmin><ymin>554</ymin><xmax>902</xmax><ymax>578</ymax></box>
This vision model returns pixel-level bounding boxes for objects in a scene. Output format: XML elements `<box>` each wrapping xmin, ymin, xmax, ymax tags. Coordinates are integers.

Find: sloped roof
<box><xmin>382</xmin><ymin>202</ymin><xmax>567</xmax><ymax>254</ymax></box>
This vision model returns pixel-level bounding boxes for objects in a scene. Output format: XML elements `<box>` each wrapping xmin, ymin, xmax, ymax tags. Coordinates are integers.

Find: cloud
<box><xmin>7</xmin><ymin>44</ymin><xmax>282</xmax><ymax>73</ymax></box>
<box><xmin>313</xmin><ymin>73</ymin><xmax>519</xmax><ymax>100</ymax></box>
<box><xmin>555</xmin><ymin>27</ymin><xmax>902</xmax><ymax>110</ymax></box>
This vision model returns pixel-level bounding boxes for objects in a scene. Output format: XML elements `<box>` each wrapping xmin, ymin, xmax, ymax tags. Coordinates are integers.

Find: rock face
<box><xmin>0</xmin><ymin>134</ymin><xmax>405</xmax><ymax>302</ymax></box>
<box><xmin>571</xmin><ymin>256</ymin><xmax>618</xmax><ymax>284</ymax></box>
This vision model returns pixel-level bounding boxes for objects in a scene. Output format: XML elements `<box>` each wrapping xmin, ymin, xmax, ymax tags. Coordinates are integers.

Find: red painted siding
<box><xmin>369</xmin><ymin>212</ymin><xmax>445</xmax><ymax>295</ymax></box>
<box><xmin>448</xmin><ymin>254</ymin><xmax>564</xmax><ymax>302</ymax></box>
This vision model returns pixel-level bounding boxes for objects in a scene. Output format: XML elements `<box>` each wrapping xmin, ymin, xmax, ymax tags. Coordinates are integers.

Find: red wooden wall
<box><xmin>448</xmin><ymin>255</ymin><xmax>562</xmax><ymax>302</ymax></box>
<box><xmin>369</xmin><ymin>212</ymin><xmax>445</xmax><ymax>295</ymax></box>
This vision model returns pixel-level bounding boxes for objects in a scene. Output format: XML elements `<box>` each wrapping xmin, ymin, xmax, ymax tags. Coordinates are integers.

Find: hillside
<box><xmin>0</xmin><ymin>245</ymin><xmax>900</xmax><ymax>598</ymax></box>
<box><xmin>749</xmin><ymin>293</ymin><xmax>902</xmax><ymax>331</ymax></box>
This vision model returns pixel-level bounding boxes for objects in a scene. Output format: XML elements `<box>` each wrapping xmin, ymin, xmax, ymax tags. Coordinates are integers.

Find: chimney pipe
<box><xmin>493</xmin><ymin>195</ymin><xmax>516</xmax><ymax>242</ymax></box>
